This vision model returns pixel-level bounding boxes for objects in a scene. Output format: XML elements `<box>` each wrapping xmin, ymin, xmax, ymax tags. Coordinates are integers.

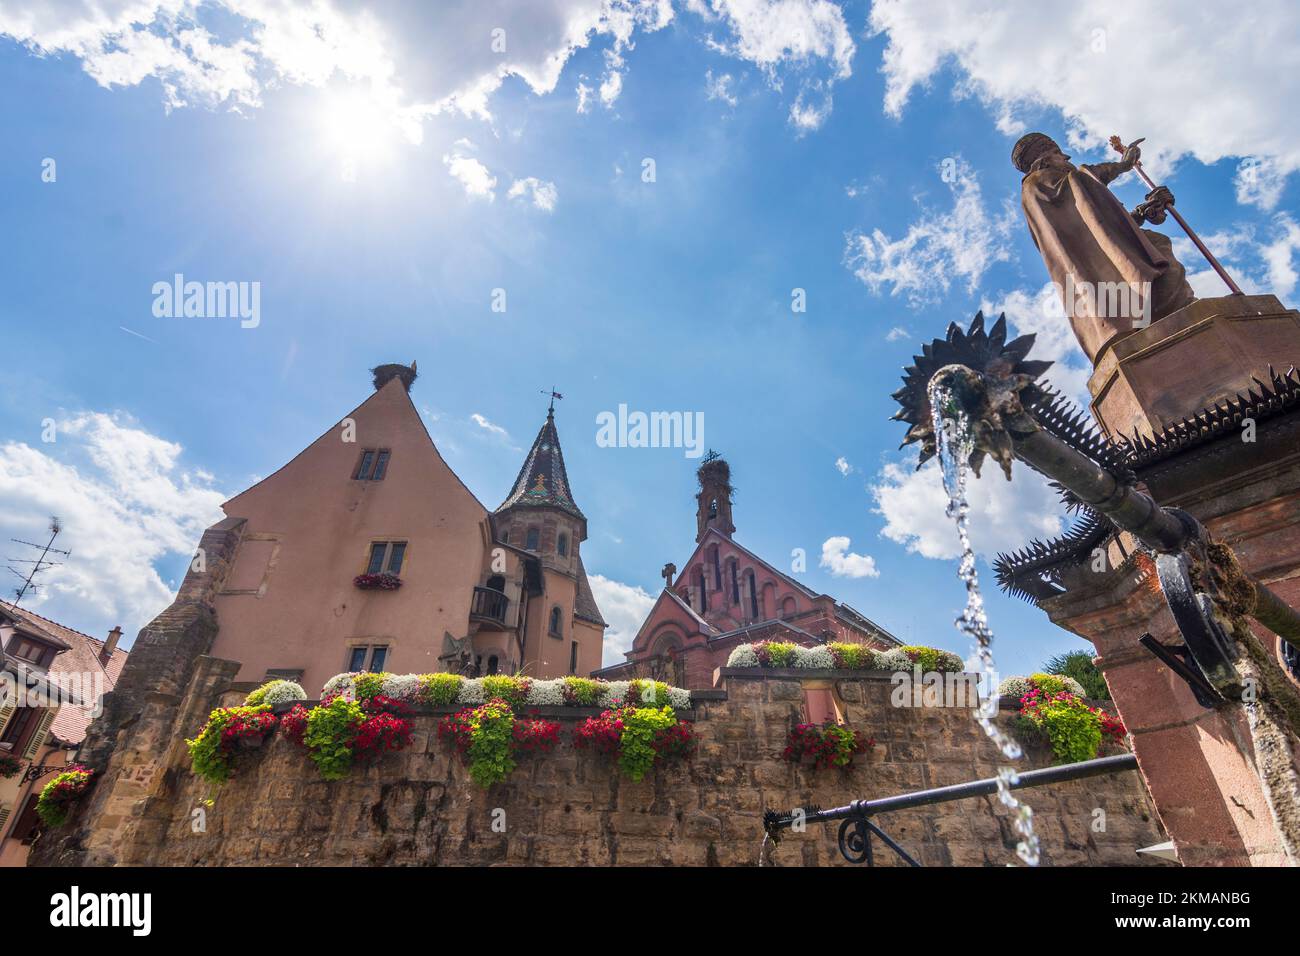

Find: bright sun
<box><xmin>317</xmin><ymin>88</ymin><xmax>403</xmax><ymax>175</ymax></box>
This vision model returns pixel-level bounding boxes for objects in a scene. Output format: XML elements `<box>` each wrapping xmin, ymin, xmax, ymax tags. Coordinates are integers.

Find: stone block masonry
<box><xmin>34</xmin><ymin>667</ymin><xmax>1165</xmax><ymax>867</ymax></box>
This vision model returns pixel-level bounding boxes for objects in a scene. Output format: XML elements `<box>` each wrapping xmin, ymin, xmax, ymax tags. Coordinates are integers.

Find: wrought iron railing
<box><xmin>470</xmin><ymin>586</ymin><xmax>508</xmax><ymax>624</ymax></box>
<box><xmin>763</xmin><ymin>753</ymin><xmax>1139</xmax><ymax>865</ymax></box>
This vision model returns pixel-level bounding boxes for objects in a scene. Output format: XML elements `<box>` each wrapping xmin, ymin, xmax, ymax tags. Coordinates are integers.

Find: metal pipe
<box><xmin>766</xmin><ymin>754</ymin><xmax>1138</xmax><ymax>831</ymax></box>
<box><xmin>1005</xmin><ymin>410</ymin><xmax>1300</xmax><ymax>653</ymax></box>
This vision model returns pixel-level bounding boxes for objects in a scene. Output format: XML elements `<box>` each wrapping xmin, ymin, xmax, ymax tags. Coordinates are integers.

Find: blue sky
<box><xmin>2</xmin><ymin>1</ymin><xmax>1298</xmax><ymax>679</ymax></box>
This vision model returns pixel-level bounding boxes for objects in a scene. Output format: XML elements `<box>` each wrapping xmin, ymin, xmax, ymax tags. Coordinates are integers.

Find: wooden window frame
<box><xmin>365</xmin><ymin>540</ymin><xmax>407</xmax><ymax>576</ymax></box>
<box><xmin>354</xmin><ymin>448</ymin><xmax>392</xmax><ymax>481</ymax></box>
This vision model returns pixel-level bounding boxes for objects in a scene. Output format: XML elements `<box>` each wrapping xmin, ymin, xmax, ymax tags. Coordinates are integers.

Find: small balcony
<box><xmin>470</xmin><ymin>586</ymin><xmax>509</xmax><ymax>626</ymax></box>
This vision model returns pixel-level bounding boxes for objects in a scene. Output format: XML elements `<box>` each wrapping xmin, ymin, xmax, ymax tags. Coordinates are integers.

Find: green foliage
<box><xmin>421</xmin><ymin>672</ymin><xmax>464</xmax><ymax>706</ymax></box>
<box><xmin>1045</xmin><ymin>650</ymin><xmax>1110</xmax><ymax>700</ymax></box>
<box><xmin>562</xmin><ymin>676</ymin><xmax>602</xmax><ymax>706</ymax></box>
<box><xmin>828</xmin><ymin>642</ymin><xmax>871</xmax><ymax>668</ymax></box>
<box><xmin>186</xmin><ymin>706</ymin><xmax>270</xmax><ymax>785</ymax></box>
<box><xmin>1028</xmin><ymin>672</ymin><xmax>1069</xmax><ymax>696</ymax></box>
<box><xmin>1033</xmin><ymin>694</ymin><xmax>1103</xmax><ymax>764</ymax></box>
<box><xmin>465</xmin><ymin>698</ymin><xmax>517</xmax><ymax>788</ymax></box>
<box><xmin>898</xmin><ymin>645</ymin><xmax>964</xmax><ymax>673</ymax></box>
<box><xmin>618</xmin><ymin>706</ymin><xmax>677</xmax><ymax>782</ymax></box>
<box><xmin>765</xmin><ymin>642</ymin><xmax>798</xmax><ymax>667</ymax></box>
<box><xmin>352</xmin><ymin>672</ymin><xmax>389</xmax><ymax>703</ymax></box>
<box><xmin>626</xmin><ymin>679</ymin><xmax>671</xmax><ymax>707</ymax></box>
<box><xmin>482</xmin><ymin>675</ymin><xmax>529</xmax><ymax>709</ymax></box>
<box><xmin>304</xmin><ymin>697</ymin><xmax>365</xmax><ymax>780</ymax></box>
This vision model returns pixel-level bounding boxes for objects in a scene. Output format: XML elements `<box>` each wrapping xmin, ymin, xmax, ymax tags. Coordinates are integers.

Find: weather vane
<box><xmin>540</xmin><ymin>386</ymin><xmax>564</xmax><ymax>413</ymax></box>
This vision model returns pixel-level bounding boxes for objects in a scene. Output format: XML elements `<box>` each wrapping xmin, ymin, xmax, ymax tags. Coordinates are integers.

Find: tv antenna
<box><xmin>7</xmin><ymin>516</ymin><xmax>70</xmax><ymax>607</ymax></box>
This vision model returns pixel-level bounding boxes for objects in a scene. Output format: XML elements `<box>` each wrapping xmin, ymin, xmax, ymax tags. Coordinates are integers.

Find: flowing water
<box><xmin>929</xmin><ymin>380</ymin><xmax>1041</xmax><ymax>866</ymax></box>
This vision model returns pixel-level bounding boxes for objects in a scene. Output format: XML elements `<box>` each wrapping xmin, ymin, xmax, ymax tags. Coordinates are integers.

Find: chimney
<box><xmin>103</xmin><ymin>626</ymin><xmax>122</xmax><ymax>659</ymax></box>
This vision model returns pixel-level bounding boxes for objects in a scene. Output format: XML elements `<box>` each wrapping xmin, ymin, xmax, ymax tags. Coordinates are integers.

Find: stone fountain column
<box><xmin>1042</xmin><ymin>293</ymin><xmax>1300</xmax><ymax>866</ymax></box>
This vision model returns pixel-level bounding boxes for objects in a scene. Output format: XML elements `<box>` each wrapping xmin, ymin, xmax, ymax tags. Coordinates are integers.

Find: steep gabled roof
<box><xmin>574</xmin><ymin>557</ymin><xmax>607</xmax><ymax>627</ymax></box>
<box><xmin>497</xmin><ymin>409</ymin><xmax>585</xmax><ymax>520</ymax></box>
<box><xmin>0</xmin><ymin>602</ymin><xmax>128</xmax><ymax>744</ymax></box>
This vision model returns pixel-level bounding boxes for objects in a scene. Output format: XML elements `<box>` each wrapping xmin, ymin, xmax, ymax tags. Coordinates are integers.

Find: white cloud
<box><xmin>872</xmin><ymin>454</ymin><xmax>1064</xmax><ymax>562</ymax></box>
<box><xmin>0</xmin><ymin>0</ymin><xmax>858</xmax><ymax>136</ymax></box>
<box><xmin>588</xmin><ymin>572</ymin><xmax>656</xmax><ymax>665</ymax></box>
<box><xmin>702</xmin><ymin>0</ymin><xmax>854</xmax><ymax>79</ymax></box>
<box><xmin>834</xmin><ymin>456</ymin><xmax>853</xmax><ymax>476</ymax></box>
<box><xmin>845</xmin><ymin>159</ymin><xmax>1016</xmax><ymax>305</ymax></box>
<box><xmin>705</xmin><ymin>68</ymin><xmax>737</xmax><ymax>107</ymax></box>
<box><xmin>696</xmin><ymin>0</ymin><xmax>855</xmax><ymax>131</ymax></box>
<box><xmin>819</xmin><ymin>536</ymin><xmax>879</xmax><ymax>578</ymax></box>
<box><xmin>507</xmin><ymin>176</ymin><xmax>559</xmax><ymax>212</ymax></box>
<box><xmin>443</xmin><ymin>143</ymin><xmax>496</xmax><ymax>201</ymax></box>
<box><xmin>0</xmin><ymin>412</ymin><xmax>227</xmax><ymax>640</ymax></box>
<box><xmin>470</xmin><ymin>413</ymin><xmax>509</xmax><ymax>437</ymax></box>
<box><xmin>885</xmin><ymin>326</ymin><xmax>910</xmax><ymax>342</ymax></box>
<box><xmin>1235</xmin><ymin>157</ymin><xmax>1289</xmax><ymax>212</ymax></box>
<box><xmin>866</xmin><ymin>0</ymin><xmax>1300</xmax><ymax>193</ymax></box>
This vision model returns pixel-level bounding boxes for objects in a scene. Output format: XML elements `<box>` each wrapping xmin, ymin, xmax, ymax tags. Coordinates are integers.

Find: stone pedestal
<box><xmin>1088</xmin><ymin>294</ymin><xmax>1300</xmax><ymax>440</ymax></box>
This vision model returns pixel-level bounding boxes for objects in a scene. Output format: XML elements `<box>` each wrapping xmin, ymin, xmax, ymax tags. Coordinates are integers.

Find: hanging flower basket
<box><xmin>0</xmin><ymin>753</ymin><xmax>24</xmax><ymax>779</ymax></box>
<box><xmin>354</xmin><ymin>572</ymin><xmax>402</xmax><ymax>591</ymax></box>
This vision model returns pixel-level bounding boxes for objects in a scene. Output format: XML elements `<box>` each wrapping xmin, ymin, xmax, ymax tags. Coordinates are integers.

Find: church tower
<box><xmin>494</xmin><ymin>402</ymin><xmax>606</xmax><ymax>678</ymax></box>
<box><xmin>695</xmin><ymin>453</ymin><xmax>735</xmax><ymax>543</ymax></box>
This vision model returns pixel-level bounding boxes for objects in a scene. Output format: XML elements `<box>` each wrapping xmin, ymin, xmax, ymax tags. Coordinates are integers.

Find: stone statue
<box><xmin>439</xmin><ymin>630</ymin><xmax>476</xmax><ymax>676</ymax></box>
<box><xmin>1013</xmin><ymin>132</ymin><xmax>1195</xmax><ymax>362</ymax></box>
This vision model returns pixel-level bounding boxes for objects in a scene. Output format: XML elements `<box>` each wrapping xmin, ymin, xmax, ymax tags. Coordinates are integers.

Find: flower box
<box><xmin>354</xmin><ymin>572</ymin><xmax>402</xmax><ymax>591</ymax></box>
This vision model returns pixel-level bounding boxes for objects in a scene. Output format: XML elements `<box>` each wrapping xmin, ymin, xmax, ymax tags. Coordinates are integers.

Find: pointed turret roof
<box><xmin>497</xmin><ymin>408</ymin><xmax>585</xmax><ymax>520</ymax></box>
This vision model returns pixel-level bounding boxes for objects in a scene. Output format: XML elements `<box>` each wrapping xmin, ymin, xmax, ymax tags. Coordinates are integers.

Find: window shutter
<box><xmin>0</xmin><ymin>803</ymin><xmax>11</xmax><ymax>837</ymax></box>
<box><xmin>23</xmin><ymin>710</ymin><xmax>55</xmax><ymax>760</ymax></box>
<box><xmin>0</xmin><ymin>705</ymin><xmax>15</xmax><ymax>735</ymax></box>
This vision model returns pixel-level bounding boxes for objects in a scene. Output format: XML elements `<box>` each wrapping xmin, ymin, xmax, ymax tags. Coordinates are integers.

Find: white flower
<box><xmin>262</xmin><ymin>681</ymin><xmax>306</xmax><ymax>705</ymax></box>
<box><xmin>381</xmin><ymin>674</ymin><xmax>424</xmax><ymax>702</ymax></box>
<box><xmin>525</xmin><ymin>679</ymin><xmax>566</xmax><ymax>706</ymax></box>
<box><xmin>874</xmin><ymin>649</ymin><xmax>914</xmax><ymax>672</ymax></box>
<box><xmin>997</xmin><ymin>676</ymin><xmax>1031</xmax><ymax>701</ymax></box>
<box><xmin>600</xmin><ymin>681</ymin><xmax>631</xmax><ymax>708</ymax></box>
<box><xmin>322</xmin><ymin>673</ymin><xmax>357</xmax><ymax>702</ymax></box>
<box><xmin>458</xmin><ymin>678</ymin><xmax>485</xmax><ymax>705</ymax></box>
<box><xmin>794</xmin><ymin>645</ymin><xmax>835</xmax><ymax>669</ymax></box>
<box><xmin>667</xmin><ymin>687</ymin><xmax>692</xmax><ymax>710</ymax></box>
<box><xmin>727</xmin><ymin>644</ymin><xmax>759</xmax><ymax>667</ymax></box>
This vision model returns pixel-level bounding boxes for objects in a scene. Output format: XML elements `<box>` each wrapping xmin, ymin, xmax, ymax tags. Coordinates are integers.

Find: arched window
<box><xmin>486</xmin><ymin>575</ymin><xmax>505</xmax><ymax>592</ymax></box>
<box><xmin>746</xmin><ymin>570</ymin><xmax>759</xmax><ymax>619</ymax></box>
<box><xmin>781</xmin><ymin>596</ymin><xmax>797</xmax><ymax>619</ymax></box>
<box><xmin>729</xmin><ymin>560</ymin><xmax>740</xmax><ymax>604</ymax></box>
<box><xmin>708</xmin><ymin>544</ymin><xmax>721</xmax><ymax>589</ymax></box>
<box><xmin>549</xmin><ymin>605</ymin><xmax>563</xmax><ymax>637</ymax></box>
<box><xmin>557</xmin><ymin>532</ymin><xmax>568</xmax><ymax>557</ymax></box>
<box><xmin>694</xmin><ymin>566</ymin><xmax>708</xmax><ymax>614</ymax></box>
<box><xmin>526</xmin><ymin>527</ymin><xmax>540</xmax><ymax>551</ymax></box>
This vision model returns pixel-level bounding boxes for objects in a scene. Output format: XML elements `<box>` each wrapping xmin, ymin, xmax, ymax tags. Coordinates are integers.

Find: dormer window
<box><xmin>354</xmin><ymin>449</ymin><xmax>391</xmax><ymax>480</ymax></box>
<box><xmin>7</xmin><ymin>635</ymin><xmax>56</xmax><ymax>670</ymax></box>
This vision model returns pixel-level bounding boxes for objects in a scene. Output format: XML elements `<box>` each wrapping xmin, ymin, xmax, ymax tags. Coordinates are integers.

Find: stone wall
<box><xmin>36</xmin><ymin>663</ymin><xmax>1165</xmax><ymax>867</ymax></box>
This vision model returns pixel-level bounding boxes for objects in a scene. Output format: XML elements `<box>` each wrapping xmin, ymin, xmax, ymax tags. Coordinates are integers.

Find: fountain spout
<box><xmin>896</xmin><ymin>313</ymin><xmax>1300</xmax><ymax>697</ymax></box>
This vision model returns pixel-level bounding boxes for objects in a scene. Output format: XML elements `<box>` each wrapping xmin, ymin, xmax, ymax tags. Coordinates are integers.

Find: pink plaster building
<box><xmin>198</xmin><ymin>363</ymin><xmax>605</xmax><ymax>696</ymax></box>
<box><xmin>596</xmin><ymin>455</ymin><xmax>900</xmax><ymax>689</ymax></box>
